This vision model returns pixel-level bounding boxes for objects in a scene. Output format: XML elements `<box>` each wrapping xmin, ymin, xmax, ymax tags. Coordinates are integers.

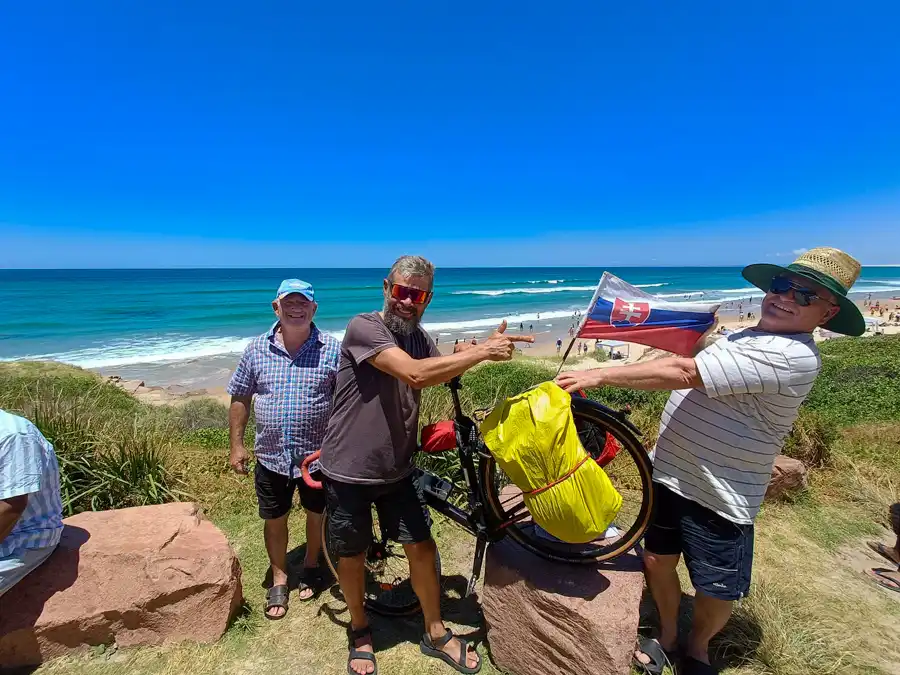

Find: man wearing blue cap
<box><xmin>227</xmin><ymin>279</ymin><xmax>341</xmax><ymax>620</ymax></box>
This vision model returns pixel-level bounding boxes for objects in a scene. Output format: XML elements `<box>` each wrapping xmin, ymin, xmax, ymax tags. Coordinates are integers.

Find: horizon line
<box><xmin>2</xmin><ymin>263</ymin><xmax>898</xmax><ymax>272</ymax></box>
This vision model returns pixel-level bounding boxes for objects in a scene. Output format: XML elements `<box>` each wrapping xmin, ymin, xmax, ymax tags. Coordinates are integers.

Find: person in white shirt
<box><xmin>556</xmin><ymin>248</ymin><xmax>865</xmax><ymax>675</ymax></box>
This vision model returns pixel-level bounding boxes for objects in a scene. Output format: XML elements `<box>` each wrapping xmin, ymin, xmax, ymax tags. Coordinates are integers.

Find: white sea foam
<box><xmin>3</xmin><ymin>310</ymin><xmax>583</xmax><ymax>368</ymax></box>
<box><xmin>655</xmin><ymin>291</ymin><xmax>706</xmax><ymax>298</ymax></box>
<box><xmin>453</xmin><ymin>286</ymin><xmax>596</xmax><ymax>296</ymax></box>
<box><xmin>635</xmin><ymin>283</ymin><xmax>668</xmax><ymax>288</ymax></box>
<box><xmin>526</xmin><ymin>279</ymin><xmax>566</xmax><ymax>284</ymax></box>
<box><xmin>719</xmin><ymin>287</ymin><xmax>759</xmax><ymax>294</ymax></box>
<box><xmin>1</xmin><ymin>329</ymin><xmax>348</xmax><ymax>369</ymax></box>
<box><xmin>422</xmin><ymin>309</ymin><xmax>575</xmax><ymax>332</ymax></box>
<box><xmin>850</xmin><ymin>284</ymin><xmax>900</xmax><ymax>294</ymax></box>
<box><xmin>4</xmin><ymin>336</ymin><xmax>255</xmax><ymax>369</ymax></box>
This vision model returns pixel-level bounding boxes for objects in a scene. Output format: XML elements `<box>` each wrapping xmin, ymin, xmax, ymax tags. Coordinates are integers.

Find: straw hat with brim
<box><xmin>741</xmin><ymin>247</ymin><xmax>865</xmax><ymax>337</ymax></box>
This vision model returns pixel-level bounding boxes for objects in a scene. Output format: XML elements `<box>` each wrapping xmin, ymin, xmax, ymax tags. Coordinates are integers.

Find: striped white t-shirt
<box><xmin>653</xmin><ymin>329</ymin><xmax>821</xmax><ymax>524</ymax></box>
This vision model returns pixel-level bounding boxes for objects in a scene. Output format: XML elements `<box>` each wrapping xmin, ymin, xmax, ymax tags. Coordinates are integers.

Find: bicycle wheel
<box><xmin>321</xmin><ymin>507</ymin><xmax>442</xmax><ymax>616</ymax></box>
<box><xmin>480</xmin><ymin>396</ymin><xmax>654</xmax><ymax>563</ymax></box>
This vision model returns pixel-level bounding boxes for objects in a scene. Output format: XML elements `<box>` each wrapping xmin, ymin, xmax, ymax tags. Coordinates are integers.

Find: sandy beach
<box><xmin>92</xmin><ymin>291</ymin><xmax>900</xmax><ymax>407</ymax></box>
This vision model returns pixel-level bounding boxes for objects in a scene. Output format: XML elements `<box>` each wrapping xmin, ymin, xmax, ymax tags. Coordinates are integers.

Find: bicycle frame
<box><xmin>303</xmin><ymin>376</ymin><xmax>646</xmax><ymax>597</ymax></box>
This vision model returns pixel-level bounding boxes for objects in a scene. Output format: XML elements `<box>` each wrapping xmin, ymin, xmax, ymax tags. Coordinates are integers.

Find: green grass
<box><xmin>5</xmin><ymin>336</ymin><xmax>900</xmax><ymax>675</ymax></box>
<box><xmin>803</xmin><ymin>334</ymin><xmax>900</xmax><ymax>426</ymax></box>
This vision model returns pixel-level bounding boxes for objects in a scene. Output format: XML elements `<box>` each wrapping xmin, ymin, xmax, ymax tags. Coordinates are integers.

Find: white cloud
<box><xmin>792</xmin><ymin>248</ymin><xmax>808</xmax><ymax>255</ymax></box>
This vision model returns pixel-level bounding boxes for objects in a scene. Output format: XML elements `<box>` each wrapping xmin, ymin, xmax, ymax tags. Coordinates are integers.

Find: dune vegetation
<box><xmin>1</xmin><ymin>334</ymin><xmax>898</xmax><ymax>674</ymax></box>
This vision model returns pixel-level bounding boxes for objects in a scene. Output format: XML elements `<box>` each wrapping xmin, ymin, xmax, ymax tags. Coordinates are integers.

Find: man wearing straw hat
<box><xmin>557</xmin><ymin>248</ymin><xmax>865</xmax><ymax>675</ymax></box>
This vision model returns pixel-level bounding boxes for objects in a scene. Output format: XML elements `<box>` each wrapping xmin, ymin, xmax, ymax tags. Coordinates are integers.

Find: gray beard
<box><xmin>382</xmin><ymin>299</ymin><xmax>419</xmax><ymax>336</ymax></box>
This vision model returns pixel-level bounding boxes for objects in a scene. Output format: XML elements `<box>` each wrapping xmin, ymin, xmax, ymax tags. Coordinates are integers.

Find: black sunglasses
<box><xmin>769</xmin><ymin>276</ymin><xmax>835</xmax><ymax>307</ymax></box>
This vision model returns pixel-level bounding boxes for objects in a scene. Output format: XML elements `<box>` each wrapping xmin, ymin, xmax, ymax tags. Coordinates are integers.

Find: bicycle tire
<box><xmin>321</xmin><ymin>509</ymin><xmax>441</xmax><ymax>617</ymax></box>
<box><xmin>480</xmin><ymin>396</ymin><xmax>655</xmax><ymax>563</ymax></box>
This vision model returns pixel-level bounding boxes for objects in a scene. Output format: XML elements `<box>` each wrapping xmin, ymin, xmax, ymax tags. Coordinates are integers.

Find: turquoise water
<box><xmin>2</xmin><ymin>267</ymin><xmax>899</xmax><ymax>367</ymax></box>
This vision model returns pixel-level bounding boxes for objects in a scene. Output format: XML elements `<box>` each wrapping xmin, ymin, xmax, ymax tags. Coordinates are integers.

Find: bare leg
<box><xmin>338</xmin><ymin>553</ymin><xmax>374</xmax><ymax>675</ymax></box>
<box><xmin>405</xmin><ymin>539</ymin><xmax>479</xmax><ymax>670</ymax></box>
<box><xmin>643</xmin><ymin>551</ymin><xmax>683</xmax><ymax>651</ymax></box>
<box><xmin>263</xmin><ymin>515</ymin><xmax>289</xmax><ymax>618</ymax></box>
<box><xmin>304</xmin><ymin>509</ymin><xmax>324</xmax><ymax>566</ymax></box>
<box><xmin>685</xmin><ymin>591</ymin><xmax>733</xmax><ymax>665</ymax></box>
<box><xmin>297</xmin><ymin>509</ymin><xmax>324</xmax><ymax>600</ymax></box>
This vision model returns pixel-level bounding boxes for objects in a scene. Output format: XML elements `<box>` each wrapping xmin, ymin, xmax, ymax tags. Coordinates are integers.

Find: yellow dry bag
<box><xmin>480</xmin><ymin>382</ymin><xmax>622</xmax><ymax>543</ymax></box>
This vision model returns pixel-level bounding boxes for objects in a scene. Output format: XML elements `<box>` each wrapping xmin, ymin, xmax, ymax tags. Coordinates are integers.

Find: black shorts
<box><xmin>254</xmin><ymin>461</ymin><xmax>326</xmax><ymax>520</ymax></box>
<box><xmin>325</xmin><ymin>473</ymin><xmax>432</xmax><ymax>558</ymax></box>
<box><xmin>644</xmin><ymin>483</ymin><xmax>754</xmax><ymax>601</ymax></box>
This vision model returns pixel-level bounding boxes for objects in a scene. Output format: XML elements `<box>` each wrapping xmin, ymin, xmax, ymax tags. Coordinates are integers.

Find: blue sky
<box><xmin>1</xmin><ymin>1</ymin><xmax>898</xmax><ymax>268</ymax></box>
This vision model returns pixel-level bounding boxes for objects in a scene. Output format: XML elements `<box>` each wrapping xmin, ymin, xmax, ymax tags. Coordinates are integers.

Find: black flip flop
<box><xmin>297</xmin><ymin>566</ymin><xmax>329</xmax><ymax>601</ymax></box>
<box><xmin>682</xmin><ymin>655</ymin><xmax>718</xmax><ymax>675</ymax></box>
<box><xmin>420</xmin><ymin>629</ymin><xmax>481</xmax><ymax>674</ymax></box>
<box><xmin>347</xmin><ymin>626</ymin><xmax>377</xmax><ymax>675</ymax></box>
<box><xmin>868</xmin><ymin>568</ymin><xmax>900</xmax><ymax>594</ymax></box>
<box><xmin>633</xmin><ymin>638</ymin><xmax>678</xmax><ymax>674</ymax></box>
<box><xmin>264</xmin><ymin>584</ymin><xmax>289</xmax><ymax>620</ymax></box>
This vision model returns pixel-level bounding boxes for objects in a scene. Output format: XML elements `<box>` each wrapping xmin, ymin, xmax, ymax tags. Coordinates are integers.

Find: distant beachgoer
<box><xmin>529</xmin><ymin>324</ymin><xmax>533</xmax><ymax>331</ymax></box>
<box><xmin>536</xmin><ymin>313</ymin><xmax>540</xmax><ymax>320</ymax></box>
<box><xmin>470</xmin><ymin>337</ymin><xmax>478</xmax><ymax>346</ymax></box>
<box><xmin>0</xmin><ymin>410</ymin><xmax>63</xmax><ymax>598</ymax></box>
<box><xmin>435</xmin><ymin>335</ymin><xmax>439</xmax><ymax>345</ymax></box>
<box><xmin>556</xmin><ymin>338</ymin><xmax>562</xmax><ymax>354</ymax></box>
<box><xmin>556</xmin><ymin>247</ymin><xmax>865</xmax><ymax>674</ymax></box>
<box><xmin>228</xmin><ymin>279</ymin><xmax>340</xmax><ymax>618</ymax></box>
<box><xmin>454</xmin><ymin>338</ymin><xmax>458</xmax><ymax>347</ymax></box>
<box><xmin>519</xmin><ymin>322</ymin><xmax>524</xmax><ymax>331</ymax></box>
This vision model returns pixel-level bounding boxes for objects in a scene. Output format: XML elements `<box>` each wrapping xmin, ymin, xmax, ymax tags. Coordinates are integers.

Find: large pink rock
<box><xmin>482</xmin><ymin>538</ymin><xmax>644</xmax><ymax>675</ymax></box>
<box><xmin>765</xmin><ymin>455</ymin><xmax>808</xmax><ymax>501</ymax></box>
<box><xmin>0</xmin><ymin>502</ymin><xmax>242</xmax><ymax>667</ymax></box>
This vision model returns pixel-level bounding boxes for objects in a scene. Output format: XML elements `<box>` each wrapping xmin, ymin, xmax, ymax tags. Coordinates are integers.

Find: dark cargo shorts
<box><xmin>254</xmin><ymin>461</ymin><xmax>326</xmax><ymax>520</ymax></box>
<box><xmin>325</xmin><ymin>473</ymin><xmax>432</xmax><ymax>557</ymax></box>
<box><xmin>644</xmin><ymin>483</ymin><xmax>754</xmax><ymax>601</ymax></box>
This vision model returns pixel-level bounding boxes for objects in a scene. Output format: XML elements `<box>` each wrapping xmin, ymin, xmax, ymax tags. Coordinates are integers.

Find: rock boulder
<box><xmin>0</xmin><ymin>502</ymin><xmax>242</xmax><ymax>667</ymax></box>
<box><xmin>765</xmin><ymin>455</ymin><xmax>808</xmax><ymax>501</ymax></box>
<box><xmin>482</xmin><ymin>538</ymin><xmax>644</xmax><ymax>675</ymax></box>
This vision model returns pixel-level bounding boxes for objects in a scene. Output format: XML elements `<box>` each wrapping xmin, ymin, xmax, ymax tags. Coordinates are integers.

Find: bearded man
<box><xmin>319</xmin><ymin>255</ymin><xmax>531</xmax><ymax>675</ymax></box>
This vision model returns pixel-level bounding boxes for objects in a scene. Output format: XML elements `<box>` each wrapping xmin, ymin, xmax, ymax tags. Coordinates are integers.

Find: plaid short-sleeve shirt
<box><xmin>227</xmin><ymin>323</ymin><xmax>340</xmax><ymax>478</ymax></box>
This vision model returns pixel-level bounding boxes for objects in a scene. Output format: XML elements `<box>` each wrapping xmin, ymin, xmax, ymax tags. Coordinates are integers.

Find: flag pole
<box><xmin>555</xmin><ymin>273</ymin><xmax>607</xmax><ymax>378</ymax></box>
<box><xmin>555</xmin><ymin>337</ymin><xmax>578</xmax><ymax>377</ymax></box>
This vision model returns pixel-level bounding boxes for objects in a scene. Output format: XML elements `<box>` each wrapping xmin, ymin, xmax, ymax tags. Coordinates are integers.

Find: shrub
<box><xmin>183</xmin><ymin>427</ymin><xmax>232</xmax><ymax>450</ymax></box>
<box><xmin>803</xmin><ymin>335</ymin><xmax>900</xmax><ymax>426</ymax></box>
<box><xmin>0</xmin><ymin>363</ymin><xmax>139</xmax><ymax>416</ymax></box>
<box><xmin>12</xmin><ymin>384</ymin><xmax>187</xmax><ymax>516</ymax></box>
<box><xmin>170</xmin><ymin>398</ymin><xmax>230</xmax><ymax>432</ymax></box>
<box><xmin>782</xmin><ymin>408</ymin><xmax>838</xmax><ymax>468</ymax></box>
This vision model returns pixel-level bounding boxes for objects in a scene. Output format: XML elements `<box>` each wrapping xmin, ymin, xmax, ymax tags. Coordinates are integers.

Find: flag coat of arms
<box><xmin>578</xmin><ymin>273</ymin><xmax>720</xmax><ymax>356</ymax></box>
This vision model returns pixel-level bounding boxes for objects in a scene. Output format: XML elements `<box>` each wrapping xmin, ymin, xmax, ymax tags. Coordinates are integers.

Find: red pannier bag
<box><xmin>420</xmin><ymin>420</ymin><xmax>456</xmax><ymax>454</ymax></box>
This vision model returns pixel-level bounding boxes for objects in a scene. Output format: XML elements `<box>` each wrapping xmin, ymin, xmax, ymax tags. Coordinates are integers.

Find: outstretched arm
<box><xmin>370</xmin><ymin>320</ymin><xmax>534</xmax><ymax>389</ymax></box>
<box><xmin>555</xmin><ymin>357</ymin><xmax>702</xmax><ymax>393</ymax></box>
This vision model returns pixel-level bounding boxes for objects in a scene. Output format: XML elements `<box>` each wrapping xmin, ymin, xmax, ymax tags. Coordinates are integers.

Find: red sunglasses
<box><xmin>387</xmin><ymin>281</ymin><xmax>432</xmax><ymax>304</ymax></box>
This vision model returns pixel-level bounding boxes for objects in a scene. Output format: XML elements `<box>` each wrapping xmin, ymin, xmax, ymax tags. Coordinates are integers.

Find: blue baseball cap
<box><xmin>275</xmin><ymin>279</ymin><xmax>315</xmax><ymax>301</ymax></box>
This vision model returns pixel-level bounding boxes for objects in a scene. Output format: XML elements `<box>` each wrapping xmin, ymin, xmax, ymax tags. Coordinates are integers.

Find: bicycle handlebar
<box><xmin>301</xmin><ymin>450</ymin><xmax>323</xmax><ymax>490</ymax></box>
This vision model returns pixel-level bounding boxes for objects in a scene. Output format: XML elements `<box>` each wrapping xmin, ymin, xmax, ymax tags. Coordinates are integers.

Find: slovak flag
<box><xmin>578</xmin><ymin>273</ymin><xmax>720</xmax><ymax>357</ymax></box>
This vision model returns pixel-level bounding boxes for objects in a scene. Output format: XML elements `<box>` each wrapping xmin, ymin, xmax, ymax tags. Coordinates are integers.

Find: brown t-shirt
<box><xmin>319</xmin><ymin>312</ymin><xmax>440</xmax><ymax>485</ymax></box>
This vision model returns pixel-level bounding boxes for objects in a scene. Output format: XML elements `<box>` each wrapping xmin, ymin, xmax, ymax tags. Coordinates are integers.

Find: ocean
<box><xmin>2</xmin><ymin>266</ymin><xmax>899</xmax><ymax>369</ymax></box>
